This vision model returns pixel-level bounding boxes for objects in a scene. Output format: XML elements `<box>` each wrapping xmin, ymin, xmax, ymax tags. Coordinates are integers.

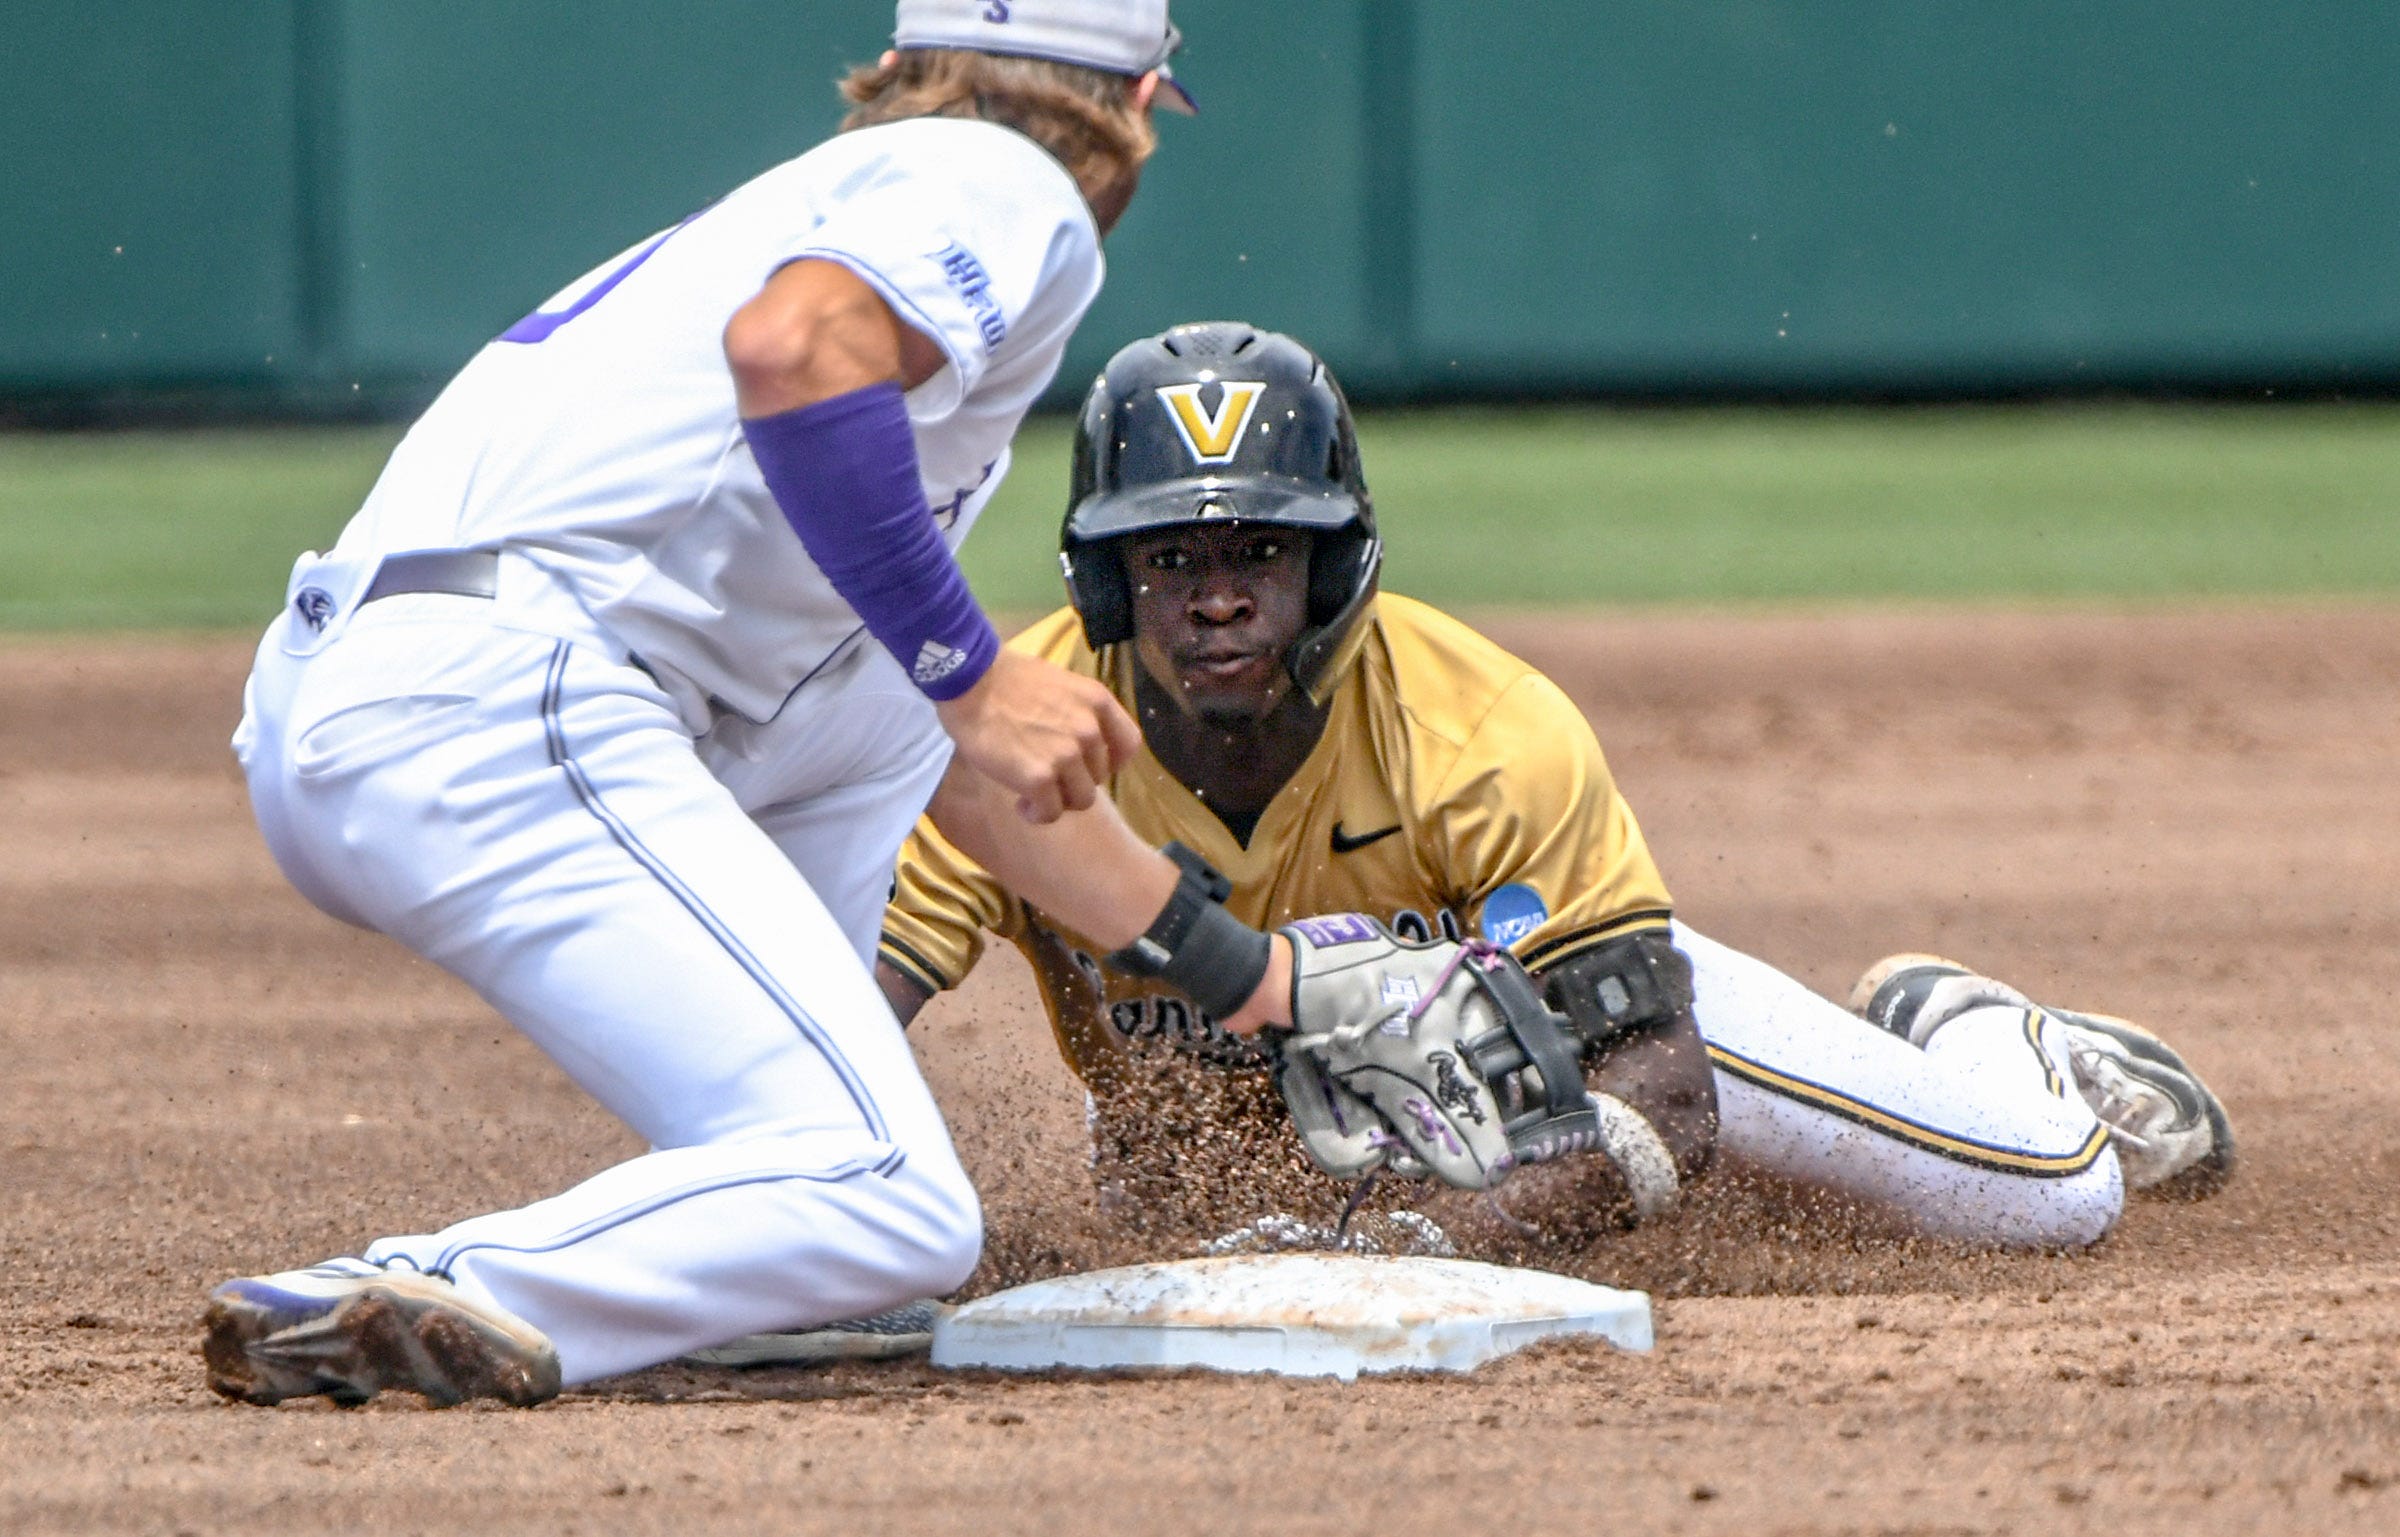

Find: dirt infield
<box><xmin>3</xmin><ymin>606</ymin><xmax>2395</xmax><ymax>1535</ymax></box>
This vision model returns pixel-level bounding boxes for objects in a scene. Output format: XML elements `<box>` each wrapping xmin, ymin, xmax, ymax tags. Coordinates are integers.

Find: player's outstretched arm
<box><xmin>926</xmin><ymin>758</ymin><xmax>1294</xmax><ymax>1034</ymax></box>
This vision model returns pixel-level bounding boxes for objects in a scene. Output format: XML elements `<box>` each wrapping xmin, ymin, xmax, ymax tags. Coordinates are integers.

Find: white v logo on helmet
<box><xmin>1156</xmin><ymin>381</ymin><xmax>1264</xmax><ymax>465</ymax></box>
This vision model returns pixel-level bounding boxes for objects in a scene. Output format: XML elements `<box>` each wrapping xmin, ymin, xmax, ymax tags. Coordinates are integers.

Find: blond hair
<box><xmin>840</xmin><ymin>49</ymin><xmax>1157</xmax><ymax>218</ymax></box>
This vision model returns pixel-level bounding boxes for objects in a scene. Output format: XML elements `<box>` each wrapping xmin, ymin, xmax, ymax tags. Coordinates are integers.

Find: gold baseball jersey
<box><xmin>879</xmin><ymin>593</ymin><xmax>1674</xmax><ymax>1100</ymax></box>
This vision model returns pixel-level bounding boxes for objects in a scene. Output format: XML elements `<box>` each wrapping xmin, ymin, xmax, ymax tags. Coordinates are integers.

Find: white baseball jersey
<box><xmin>330</xmin><ymin>116</ymin><xmax>1102</xmax><ymax>728</ymax></box>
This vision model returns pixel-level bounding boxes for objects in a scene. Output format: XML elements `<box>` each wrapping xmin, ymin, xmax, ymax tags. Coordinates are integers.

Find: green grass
<box><xmin>4</xmin><ymin>405</ymin><xmax>2397</xmax><ymax>630</ymax></box>
<box><xmin>0</xmin><ymin>428</ymin><xmax>405</xmax><ymax>629</ymax></box>
<box><xmin>1365</xmin><ymin>405</ymin><xmax>2400</xmax><ymax>607</ymax></box>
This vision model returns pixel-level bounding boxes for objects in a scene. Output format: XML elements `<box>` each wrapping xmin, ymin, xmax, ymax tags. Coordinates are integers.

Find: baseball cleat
<box><xmin>1849</xmin><ymin>954</ymin><xmax>2236</xmax><ymax>1197</ymax></box>
<box><xmin>202</xmin><ymin>1258</ymin><xmax>561</xmax><ymax>1408</ymax></box>
<box><xmin>2049</xmin><ymin>1006</ymin><xmax>2237</xmax><ymax>1198</ymax></box>
<box><xmin>680</xmin><ymin>1300</ymin><xmax>944</xmax><ymax>1368</ymax></box>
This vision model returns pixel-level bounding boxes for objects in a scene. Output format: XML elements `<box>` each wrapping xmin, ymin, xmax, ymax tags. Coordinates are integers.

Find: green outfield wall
<box><xmin>7</xmin><ymin>1</ymin><xmax>2397</xmax><ymax>408</ymax></box>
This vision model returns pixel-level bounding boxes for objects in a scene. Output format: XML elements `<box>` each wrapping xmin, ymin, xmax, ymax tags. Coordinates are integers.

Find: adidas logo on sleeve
<box><xmin>913</xmin><ymin>640</ymin><xmax>969</xmax><ymax>686</ymax></box>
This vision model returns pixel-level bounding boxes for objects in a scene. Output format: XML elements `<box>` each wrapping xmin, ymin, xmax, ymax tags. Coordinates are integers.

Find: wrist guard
<box><xmin>1105</xmin><ymin>843</ymin><xmax>1272</xmax><ymax>1022</ymax></box>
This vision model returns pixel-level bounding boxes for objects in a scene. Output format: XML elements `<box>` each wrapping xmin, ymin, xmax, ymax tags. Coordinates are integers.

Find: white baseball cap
<box><xmin>893</xmin><ymin>0</ymin><xmax>1197</xmax><ymax>114</ymax></box>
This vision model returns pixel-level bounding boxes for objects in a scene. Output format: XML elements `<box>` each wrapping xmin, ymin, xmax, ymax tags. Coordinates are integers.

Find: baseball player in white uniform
<box><xmin>199</xmin><ymin>1</ymin><xmax>1354</xmax><ymax>1409</ymax></box>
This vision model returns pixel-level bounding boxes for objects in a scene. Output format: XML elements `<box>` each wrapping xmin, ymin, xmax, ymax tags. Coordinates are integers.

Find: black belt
<box><xmin>361</xmin><ymin>550</ymin><xmax>501</xmax><ymax>605</ymax></box>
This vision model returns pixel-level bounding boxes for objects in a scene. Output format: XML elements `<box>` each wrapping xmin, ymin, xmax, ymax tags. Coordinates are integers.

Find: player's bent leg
<box><xmin>365</xmin><ymin>1130</ymin><xmax>981</xmax><ymax>1384</ymax></box>
<box><xmin>1850</xmin><ymin>954</ymin><xmax>2236</xmax><ymax>1198</ymax></box>
<box><xmin>643</xmin><ymin>655</ymin><xmax>972</xmax><ymax>1376</ymax></box>
<box><xmin>228</xmin><ymin>619</ymin><xmax>981</xmax><ymax>1389</ymax></box>
<box><xmin>1673</xmin><ymin>924</ymin><xmax>2123</xmax><ymax>1249</ymax></box>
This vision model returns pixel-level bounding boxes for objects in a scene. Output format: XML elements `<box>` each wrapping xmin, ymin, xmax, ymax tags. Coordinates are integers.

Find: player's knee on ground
<box><xmin>893</xmin><ymin>1154</ymin><xmax>986</xmax><ymax>1297</ymax></box>
<box><xmin>2062</xmin><ymin>1168</ymin><xmax>2125</xmax><ymax>1248</ymax></box>
<box><xmin>775</xmin><ymin>1137</ymin><xmax>984</xmax><ymax>1300</ymax></box>
<box><xmin>1921</xmin><ymin>1153</ymin><xmax>2121</xmax><ymax>1251</ymax></box>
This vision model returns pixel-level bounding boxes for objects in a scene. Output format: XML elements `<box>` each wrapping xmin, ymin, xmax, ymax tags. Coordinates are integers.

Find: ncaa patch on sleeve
<box><xmin>1480</xmin><ymin>883</ymin><xmax>1549</xmax><ymax>948</ymax></box>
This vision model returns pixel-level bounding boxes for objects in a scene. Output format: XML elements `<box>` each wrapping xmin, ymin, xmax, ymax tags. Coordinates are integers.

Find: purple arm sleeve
<box><xmin>742</xmin><ymin>383</ymin><xmax>1000</xmax><ymax>701</ymax></box>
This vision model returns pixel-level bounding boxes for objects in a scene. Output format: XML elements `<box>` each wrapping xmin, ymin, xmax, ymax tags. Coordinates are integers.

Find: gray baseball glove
<box><xmin>1272</xmin><ymin>915</ymin><xmax>1604</xmax><ymax>1191</ymax></box>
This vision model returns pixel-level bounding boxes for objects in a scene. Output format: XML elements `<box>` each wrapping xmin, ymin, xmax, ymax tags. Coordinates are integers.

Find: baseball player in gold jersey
<box><xmin>881</xmin><ymin>590</ymin><xmax>1711</xmax><ymax>1235</ymax></box>
<box><xmin>700</xmin><ymin>322</ymin><xmax>2236</xmax><ymax>1362</ymax></box>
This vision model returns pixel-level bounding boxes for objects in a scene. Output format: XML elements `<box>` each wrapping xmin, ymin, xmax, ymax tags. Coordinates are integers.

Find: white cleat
<box><xmin>1850</xmin><ymin>954</ymin><xmax>2236</xmax><ymax>1198</ymax></box>
<box><xmin>681</xmin><ymin>1300</ymin><xmax>946</xmax><ymax>1368</ymax></box>
<box><xmin>202</xmin><ymin>1258</ymin><xmax>561</xmax><ymax>1407</ymax></box>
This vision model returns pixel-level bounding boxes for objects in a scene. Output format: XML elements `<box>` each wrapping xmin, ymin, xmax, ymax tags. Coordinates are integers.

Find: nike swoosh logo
<box><xmin>1330</xmin><ymin>821</ymin><xmax>1403</xmax><ymax>854</ymax></box>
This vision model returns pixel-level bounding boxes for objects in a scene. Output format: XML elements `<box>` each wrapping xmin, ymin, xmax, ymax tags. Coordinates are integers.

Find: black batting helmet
<box><xmin>1060</xmin><ymin>321</ymin><xmax>1379</xmax><ymax>696</ymax></box>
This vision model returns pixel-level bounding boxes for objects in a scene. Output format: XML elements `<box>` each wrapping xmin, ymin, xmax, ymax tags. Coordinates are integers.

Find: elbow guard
<box><xmin>1537</xmin><ymin>928</ymin><xmax>1697</xmax><ymax>1060</ymax></box>
<box><xmin>1536</xmin><ymin>927</ymin><xmax>1714</xmax><ymax>1219</ymax></box>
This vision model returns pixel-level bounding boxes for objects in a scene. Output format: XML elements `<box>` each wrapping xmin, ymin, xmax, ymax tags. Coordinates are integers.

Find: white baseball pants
<box><xmin>238</xmin><ymin>585</ymin><xmax>973</xmax><ymax>1385</ymax></box>
<box><xmin>1676</xmin><ymin>924</ymin><xmax>2123</xmax><ymax>1248</ymax></box>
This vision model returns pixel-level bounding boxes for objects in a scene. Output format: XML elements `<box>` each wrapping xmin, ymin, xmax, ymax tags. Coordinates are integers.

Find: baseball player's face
<box><xmin>1122</xmin><ymin>523</ymin><xmax>1315</xmax><ymax>724</ymax></box>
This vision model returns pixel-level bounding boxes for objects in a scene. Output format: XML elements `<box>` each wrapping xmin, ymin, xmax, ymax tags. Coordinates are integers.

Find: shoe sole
<box><xmin>1847</xmin><ymin>952</ymin><xmax>2003</xmax><ymax>1044</ymax></box>
<box><xmin>2046</xmin><ymin>1006</ymin><xmax>2238</xmax><ymax>1200</ymax></box>
<box><xmin>203</xmin><ymin>1273</ymin><xmax>562</xmax><ymax>1408</ymax></box>
<box><xmin>1844</xmin><ymin>952</ymin><xmax>1969</xmax><ymax>1020</ymax></box>
<box><xmin>683</xmin><ymin>1303</ymin><xmax>947</xmax><ymax>1369</ymax></box>
<box><xmin>683</xmin><ymin>1326</ymin><xmax>938</xmax><ymax>1369</ymax></box>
